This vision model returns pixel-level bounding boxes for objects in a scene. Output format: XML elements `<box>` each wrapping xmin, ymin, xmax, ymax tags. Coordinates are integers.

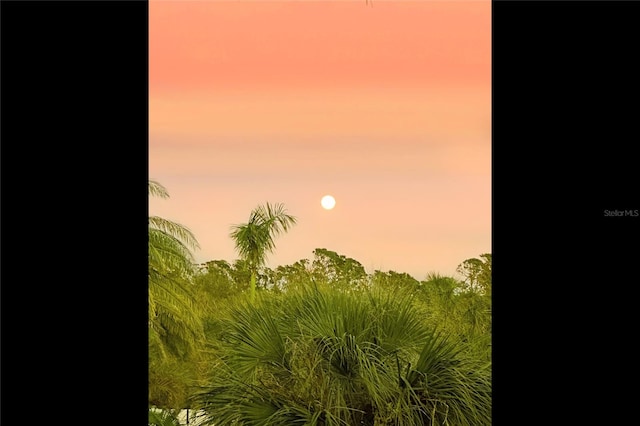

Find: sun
<box><xmin>321</xmin><ymin>195</ymin><xmax>336</xmax><ymax>210</ymax></box>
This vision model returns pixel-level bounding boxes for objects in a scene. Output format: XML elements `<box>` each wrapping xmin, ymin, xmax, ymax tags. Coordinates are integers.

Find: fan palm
<box><xmin>229</xmin><ymin>202</ymin><xmax>297</xmax><ymax>301</ymax></box>
<box><xmin>192</xmin><ymin>285</ymin><xmax>491</xmax><ymax>425</ymax></box>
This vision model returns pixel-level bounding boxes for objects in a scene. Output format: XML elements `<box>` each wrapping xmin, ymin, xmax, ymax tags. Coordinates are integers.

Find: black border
<box><xmin>1</xmin><ymin>0</ymin><xmax>148</xmax><ymax>420</ymax></box>
<box><xmin>3</xmin><ymin>0</ymin><xmax>639</xmax><ymax>423</ymax></box>
<box><xmin>493</xmin><ymin>1</ymin><xmax>640</xmax><ymax>423</ymax></box>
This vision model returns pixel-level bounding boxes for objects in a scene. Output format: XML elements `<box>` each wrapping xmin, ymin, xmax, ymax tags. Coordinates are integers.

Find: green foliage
<box><xmin>230</xmin><ymin>202</ymin><xmax>297</xmax><ymax>270</ymax></box>
<box><xmin>191</xmin><ymin>286</ymin><xmax>491</xmax><ymax>425</ymax></box>
<box><xmin>230</xmin><ymin>202</ymin><xmax>297</xmax><ymax>301</ymax></box>
<box><xmin>148</xmin><ymin>408</ymin><xmax>182</xmax><ymax>426</ymax></box>
<box><xmin>371</xmin><ymin>270</ymin><xmax>420</xmax><ymax>294</ymax></box>
<box><xmin>456</xmin><ymin>253</ymin><xmax>492</xmax><ymax>295</ymax></box>
<box><xmin>311</xmin><ymin>248</ymin><xmax>368</xmax><ymax>291</ymax></box>
<box><xmin>156</xmin><ymin>244</ymin><xmax>492</xmax><ymax>418</ymax></box>
<box><xmin>150</xmin><ymin>325</ymin><xmax>222</xmax><ymax>410</ymax></box>
<box><xmin>149</xmin><ymin>354</ymin><xmax>193</xmax><ymax>409</ymax></box>
<box><xmin>267</xmin><ymin>258</ymin><xmax>314</xmax><ymax>292</ymax></box>
<box><xmin>149</xmin><ymin>180</ymin><xmax>210</xmax><ymax>412</ymax></box>
<box><xmin>416</xmin><ymin>273</ymin><xmax>462</xmax><ymax>329</ymax></box>
<box><xmin>414</xmin><ymin>272</ymin><xmax>491</xmax><ymax>362</ymax></box>
<box><xmin>151</xmin><ymin>174</ymin><xmax>493</xmax><ymax>422</ymax></box>
<box><xmin>404</xmin><ymin>331</ymin><xmax>492</xmax><ymax>425</ymax></box>
<box><xmin>149</xmin><ymin>180</ymin><xmax>204</xmax><ymax>358</ymax></box>
<box><xmin>195</xmin><ymin>260</ymin><xmax>246</xmax><ymax>300</ymax></box>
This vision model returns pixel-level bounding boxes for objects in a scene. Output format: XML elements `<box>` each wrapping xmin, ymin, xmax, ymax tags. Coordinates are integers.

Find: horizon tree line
<box><xmin>149</xmin><ymin>179</ymin><xmax>491</xmax><ymax>425</ymax></box>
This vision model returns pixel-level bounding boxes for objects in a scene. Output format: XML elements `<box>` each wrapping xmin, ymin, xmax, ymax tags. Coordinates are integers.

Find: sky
<box><xmin>149</xmin><ymin>0</ymin><xmax>491</xmax><ymax>280</ymax></box>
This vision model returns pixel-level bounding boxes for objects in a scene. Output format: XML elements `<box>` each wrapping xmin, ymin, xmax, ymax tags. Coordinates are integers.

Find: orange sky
<box><xmin>150</xmin><ymin>1</ymin><xmax>490</xmax><ymax>92</ymax></box>
<box><xmin>149</xmin><ymin>1</ymin><xmax>491</xmax><ymax>279</ymax></box>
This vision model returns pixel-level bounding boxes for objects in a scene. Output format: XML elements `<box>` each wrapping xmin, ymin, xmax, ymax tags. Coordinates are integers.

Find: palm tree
<box><xmin>149</xmin><ymin>179</ymin><xmax>203</xmax><ymax>358</ymax></box>
<box><xmin>229</xmin><ymin>202</ymin><xmax>297</xmax><ymax>301</ymax></box>
<box><xmin>191</xmin><ymin>286</ymin><xmax>492</xmax><ymax>425</ymax></box>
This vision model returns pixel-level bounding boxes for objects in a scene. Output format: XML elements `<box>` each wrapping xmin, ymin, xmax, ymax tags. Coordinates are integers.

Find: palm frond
<box><xmin>148</xmin><ymin>179</ymin><xmax>203</xmax><ymax>359</ymax></box>
<box><xmin>230</xmin><ymin>202</ymin><xmax>297</xmax><ymax>267</ymax></box>
<box><xmin>149</xmin><ymin>271</ymin><xmax>204</xmax><ymax>356</ymax></box>
<box><xmin>229</xmin><ymin>222</ymin><xmax>271</xmax><ymax>268</ymax></box>
<box><xmin>148</xmin><ymin>408</ymin><xmax>182</xmax><ymax>426</ymax></box>
<box><xmin>222</xmin><ymin>302</ymin><xmax>290</xmax><ymax>379</ymax></box>
<box><xmin>150</xmin><ymin>216</ymin><xmax>200</xmax><ymax>251</ymax></box>
<box><xmin>255</xmin><ymin>202</ymin><xmax>298</xmax><ymax>236</ymax></box>
<box><xmin>149</xmin><ymin>229</ymin><xmax>198</xmax><ymax>274</ymax></box>
<box><xmin>149</xmin><ymin>179</ymin><xmax>170</xmax><ymax>199</ymax></box>
<box><xmin>194</xmin><ymin>285</ymin><xmax>491</xmax><ymax>425</ymax></box>
<box><xmin>404</xmin><ymin>331</ymin><xmax>492</xmax><ymax>425</ymax></box>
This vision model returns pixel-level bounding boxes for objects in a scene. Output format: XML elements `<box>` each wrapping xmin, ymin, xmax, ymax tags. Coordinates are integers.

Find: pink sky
<box><xmin>149</xmin><ymin>1</ymin><xmax>491</xmax><ymax>280</ymax></box>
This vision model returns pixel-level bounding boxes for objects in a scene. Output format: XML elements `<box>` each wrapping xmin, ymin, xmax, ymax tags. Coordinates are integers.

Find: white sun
<box><xmin>321</xmin><ymin>195</ymin><xmax>336</xmax><ymax>210</ymax></box>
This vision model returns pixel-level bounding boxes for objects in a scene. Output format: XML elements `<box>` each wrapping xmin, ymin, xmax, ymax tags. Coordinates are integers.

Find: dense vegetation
<box><xmin>149</xmin><ymin>180</ymin><xmax>491</xmax><ymax>425</ymax></box>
